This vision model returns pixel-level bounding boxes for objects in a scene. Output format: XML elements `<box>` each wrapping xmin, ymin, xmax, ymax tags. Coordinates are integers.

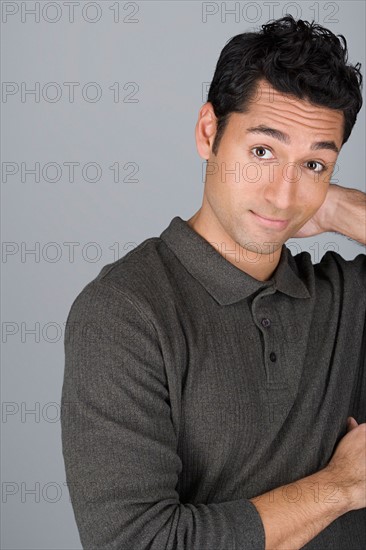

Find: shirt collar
<box><xmin>160</xmin><ymin>216</ymin><xmax>310</xmax><ymax>305</ymax></box>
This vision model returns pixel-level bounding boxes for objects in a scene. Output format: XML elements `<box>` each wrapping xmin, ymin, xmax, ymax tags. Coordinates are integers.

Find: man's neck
<box><xmin>186</xmin><ymin>210</ymin><xmax>282</xmax><ymax>282</ymax></box>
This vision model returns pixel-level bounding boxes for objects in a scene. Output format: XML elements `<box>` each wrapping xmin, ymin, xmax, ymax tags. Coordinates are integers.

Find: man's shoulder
<box><xmin>96</xmin><ymin>236</ymin><xmax>164</xmax><ymax>285</ymax></box>
<box><xmin>68</xmin><ymin>235</ymin><xmax>175</xmax><ymax>322</ymax></box>
<box><xmin>93</xmin><ymin>235</ymin><xmax>173</xmax><ymax>295</ymax></box>
<box><xmin>290</xmin><ymin>245</ymin><xmax>366</xmax><ymax>293</ymax></box>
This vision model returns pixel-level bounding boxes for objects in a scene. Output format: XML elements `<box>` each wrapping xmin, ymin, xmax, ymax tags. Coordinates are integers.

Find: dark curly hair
<box><xmin>207</xmin><ymin>15</ymin><xmax>363</xmax><ymax>156</ymax></box>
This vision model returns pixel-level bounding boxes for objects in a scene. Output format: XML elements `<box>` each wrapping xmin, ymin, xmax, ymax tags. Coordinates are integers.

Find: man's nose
<box><xmin>262</xmin><ymin>162</ymin><xmax>299</xmax><ymax>211</ymax></box>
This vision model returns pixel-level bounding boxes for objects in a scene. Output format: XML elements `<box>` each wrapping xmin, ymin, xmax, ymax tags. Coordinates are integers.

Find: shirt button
<box><xmin>261</xmin><ymin>318</ymin><xmax>271</xmax><ymax>328</ymax></box>
<box><xmin>269</xmin><ymin>352</ymin><xmax>277</xmax><ymax>362</ymax></box>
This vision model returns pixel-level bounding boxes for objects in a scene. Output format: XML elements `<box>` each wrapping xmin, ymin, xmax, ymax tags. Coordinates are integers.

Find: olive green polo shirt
<box><xmin>61</xmin><ymin>215</ymin><xmax>366</xmax><ymax>549</ymax></box>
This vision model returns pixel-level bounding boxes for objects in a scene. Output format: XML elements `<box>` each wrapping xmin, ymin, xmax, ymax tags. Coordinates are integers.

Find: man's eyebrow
<box><xmin>246</xmin><ymin>125</ymin><xmax>290</xmax><ymax>145</ymax></box>
<box><xmin>245</xmin><ymin>124</ymin><xmax>339</xmax><ymax>153</ymax></box>
<box><xmin>312</xmin><ymin>140</ymin><xmax>339</xmax><ymax>153</ymax></box>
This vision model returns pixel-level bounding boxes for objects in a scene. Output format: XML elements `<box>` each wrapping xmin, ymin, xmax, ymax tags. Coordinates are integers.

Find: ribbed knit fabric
<box><xmin>61</xmin><ymin>216</ymin><xmax>366</xmax><ymax>549</ymax></box>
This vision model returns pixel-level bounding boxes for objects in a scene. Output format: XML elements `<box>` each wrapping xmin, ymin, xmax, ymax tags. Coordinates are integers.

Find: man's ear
<box><xmin>195</xmin><ymin>102</ymin><xmax>217</xmax><ymax>160</ymax></box>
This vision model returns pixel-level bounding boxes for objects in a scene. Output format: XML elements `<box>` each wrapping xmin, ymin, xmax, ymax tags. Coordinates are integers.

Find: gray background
<box><xmin>1</xmin><ymin>1</ymin><xmax>365</xmax><ymax>548</ymax></box>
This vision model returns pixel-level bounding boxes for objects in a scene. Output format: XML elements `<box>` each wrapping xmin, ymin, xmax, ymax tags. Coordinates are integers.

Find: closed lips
<box><xmin>252</xmin><ymin>211</ymin><xmax>288</xmax><ymax>222</ymax></box>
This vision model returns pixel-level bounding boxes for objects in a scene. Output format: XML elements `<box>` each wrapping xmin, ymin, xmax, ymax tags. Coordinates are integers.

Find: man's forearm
<box><xmin>249</xmin><ymin>466</ymin><xmax>350</xmax><ymax>550</ymax></box>
<box><xmin>325</xmin><ymin>184</ymin><xmax>366</xmax><ymax>246</ymax></box>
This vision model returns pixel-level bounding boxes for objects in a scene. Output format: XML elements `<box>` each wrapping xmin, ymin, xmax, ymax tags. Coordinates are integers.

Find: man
<box><xmin>61</xmin><ymin>15</ymin><xmax>365</xmax><ymax>549</ymax></box>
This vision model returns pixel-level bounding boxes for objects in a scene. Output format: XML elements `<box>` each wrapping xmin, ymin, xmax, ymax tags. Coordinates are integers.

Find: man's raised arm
<box><xmin>293</xmin><ymin>183</ymin><xmax>366</xmax><ymax>247</ymax></box>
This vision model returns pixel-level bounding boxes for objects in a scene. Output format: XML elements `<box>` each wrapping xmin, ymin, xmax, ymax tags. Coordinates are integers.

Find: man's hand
<box><xmin>292</xmin><ymin>184</ymin><xmax>339</xmax><ymax>238</ymax></box>
<box><xmin>292</xmin><ymin>183</ymin><xmax>366</xmax><ymax>245</ymax></box>
<box><xmin>325</xmin><ymin>416</ymin><xmax>366</xmax><ymax>511</ymax></box>
<box><xmin>249</xmin><ymin>414</ymin><xmax>366</xmax><ymax>550</ymax></box>
<box><xmin>291</xmin><ymin>203</ymin><xmax>328</xmax><ymax>238</ymax></box>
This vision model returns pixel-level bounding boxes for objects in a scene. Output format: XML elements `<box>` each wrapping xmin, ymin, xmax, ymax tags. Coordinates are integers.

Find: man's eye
<box><xmin>306</xmin><ymin>160</ymin><xmax>325</xmax><ymax>173</ymax></box>
<box><xmin>251</xmin><ymin>147</ymin><xmax>273</xmax><ymax>159</ymax></box>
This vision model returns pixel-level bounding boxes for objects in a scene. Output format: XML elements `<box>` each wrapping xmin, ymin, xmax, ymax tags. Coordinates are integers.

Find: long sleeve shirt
<box><xmin>61</xmin><ymin>215</ymin><xmax>366</xmax><ymax>549</ymax></box>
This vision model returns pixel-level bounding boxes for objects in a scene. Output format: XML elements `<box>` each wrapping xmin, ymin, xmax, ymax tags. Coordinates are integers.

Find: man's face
<box><xmin>199</xmin><ymin>79</ymin><xmax>344</xmax><ymax>257</ymax></box>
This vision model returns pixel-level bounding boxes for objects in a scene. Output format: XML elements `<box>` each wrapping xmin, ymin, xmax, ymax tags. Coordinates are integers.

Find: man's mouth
<box><xmin>250</xmin><ymin>210</ymin><xmax>290</xmax><ymax>229</ymax></box>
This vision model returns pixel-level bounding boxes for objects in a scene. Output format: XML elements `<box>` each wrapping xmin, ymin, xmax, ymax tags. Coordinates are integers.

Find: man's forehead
<box><xmin>249</xmin><ymin>80</ymin><xmax>344</xmax><ymax>123</ymax></box>
<box><xmin>230</xmin><ymin>80</ymin><xmax>345</xmax><ymax>146</ymax></box>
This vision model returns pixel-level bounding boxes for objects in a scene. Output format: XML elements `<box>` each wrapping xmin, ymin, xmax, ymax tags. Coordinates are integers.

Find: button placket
<box><xmin>251</xmin><ymin>286</ymin><xmax>284</xmax><ymax>387</ymax></box>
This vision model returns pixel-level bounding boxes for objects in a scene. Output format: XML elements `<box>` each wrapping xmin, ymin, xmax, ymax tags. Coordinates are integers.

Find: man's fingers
<box><xmin>347</xmin><ymin>416</ymin><xmax>359</xmax><ymax>431</ymax></box>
